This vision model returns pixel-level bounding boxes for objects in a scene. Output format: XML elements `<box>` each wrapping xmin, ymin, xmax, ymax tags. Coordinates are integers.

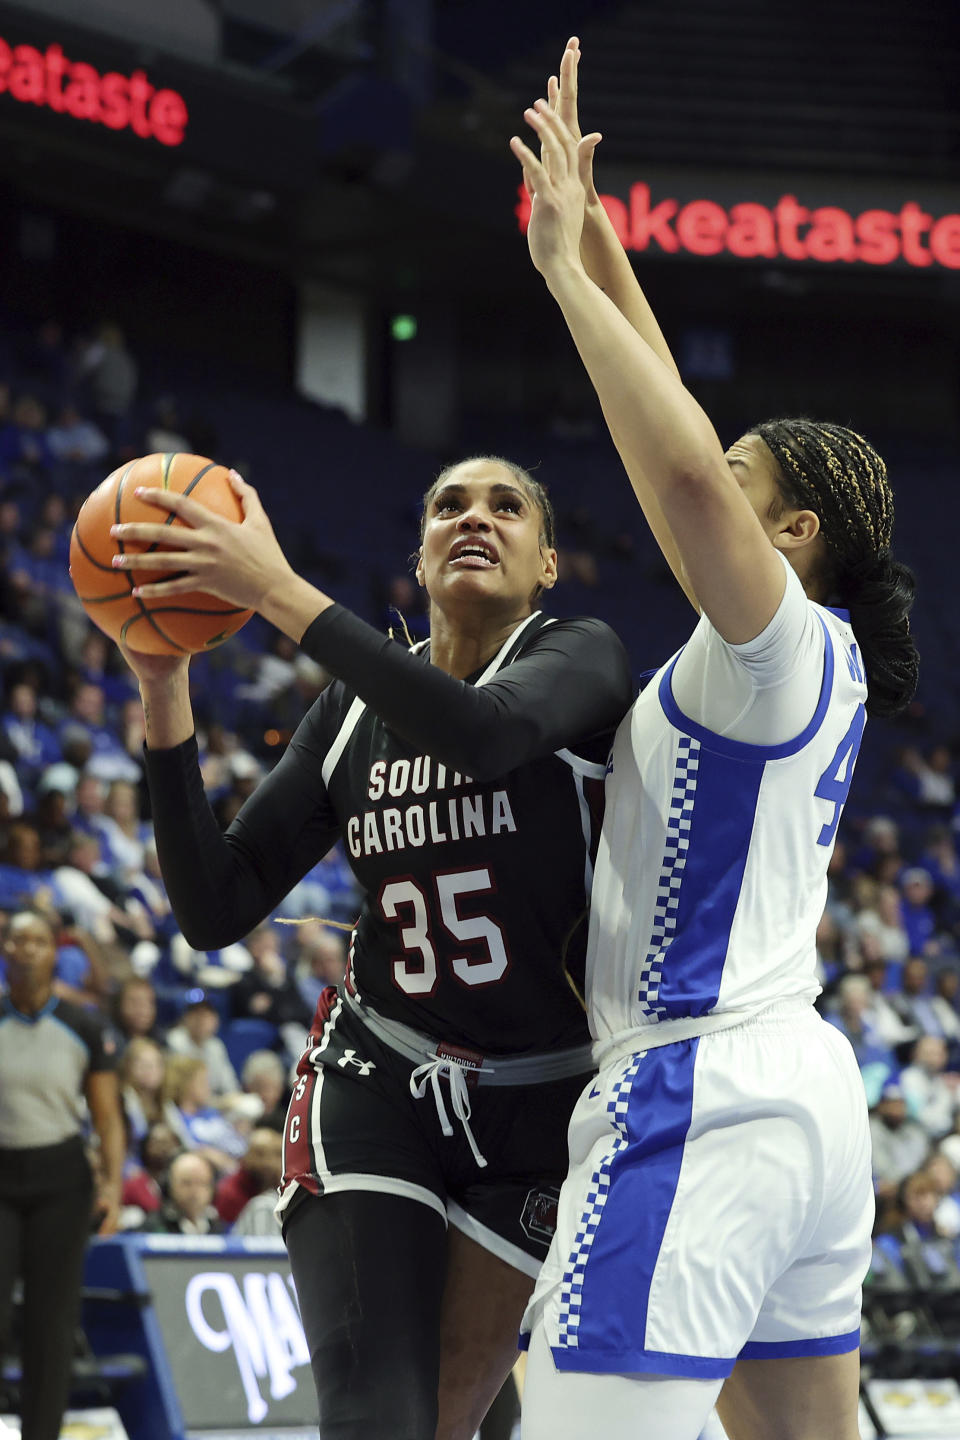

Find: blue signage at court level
<box><xmin>83</xmin><ymin>1236</ymin><xmax>315</xmax><ymax>1440</ymax></box>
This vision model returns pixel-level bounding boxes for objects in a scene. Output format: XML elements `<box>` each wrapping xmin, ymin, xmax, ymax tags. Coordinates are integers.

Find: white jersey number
<box><xmin>380</xmin><ymin>868</ymin><xmax>510</xmax><ymax>995</ymax></box>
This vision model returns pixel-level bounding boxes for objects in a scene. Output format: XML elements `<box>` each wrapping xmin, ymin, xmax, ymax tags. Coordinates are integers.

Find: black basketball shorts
<box><xmin>279</xmin><ymin>989</ymin><xmax>592</xmax><ymax>1277</ymax></box>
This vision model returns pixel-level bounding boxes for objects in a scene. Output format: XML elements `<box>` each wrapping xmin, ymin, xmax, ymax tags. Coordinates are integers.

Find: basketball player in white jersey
<box><xmin>510</xmin><ymin>41</ymin><xmax>919</xmax><ymax>1440</ymax></box>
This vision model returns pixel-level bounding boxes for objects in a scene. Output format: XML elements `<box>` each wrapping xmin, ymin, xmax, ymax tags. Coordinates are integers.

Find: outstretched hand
<box><xmin>109</xmin><ymin>470</ymin><xmax>296</xmax><ymax>613</ymax></box>
<box><xmin>509</xmin><ymin>99</ymin><xmax>601</xmax><ymax>280</ymax></box>
<box><xmin>546</xmin><ymin>36</ymin><xmax>600</xmax><ymax>206</ymax></box>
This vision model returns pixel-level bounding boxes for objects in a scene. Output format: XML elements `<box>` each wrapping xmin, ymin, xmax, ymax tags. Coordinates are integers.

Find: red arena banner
<box><xmin>515</xmin><ymin>180</ymin><xmax>960</xmax><ymax>271</ymax></box>
<box><xmin>0</xmin><ymin>33</ymin><xmax>188</xmax><ymax>146</ymax></box>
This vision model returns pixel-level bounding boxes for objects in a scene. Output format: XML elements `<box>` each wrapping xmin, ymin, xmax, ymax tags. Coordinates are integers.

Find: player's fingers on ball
<box><xmin>110</xmin><ymin>522</ymin><xmax>189</xmax><ymax>546</ymax></box>
<box><xmin>133</xmin><ymin>485</ymin><xmax>209</xmax><ymax>526</ymax></box>
<box><xmin>130</xmin><ymin>576</ymin><xmax>199</xmax><ymax>599</ymax></box>
<box><xmin>112</xmin><ymin>550</ymin><xmax>189</xmax><ymax>571</ymax></box>
<box><xmin>228</xmin><ymin>468</ymin><xmax>263</xmax><ymax>518</ymax></box>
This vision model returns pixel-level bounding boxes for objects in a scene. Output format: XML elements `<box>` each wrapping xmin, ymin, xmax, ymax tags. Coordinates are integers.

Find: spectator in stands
<box><xmin>900</xmin><ymin>868</ymin><xmax>939</xmax><ymax>956</ymax></box>
<box><xmin>900</xmin><ymin>1035</ymin><xmax>958</xmax><ymax>1140</ymax></box>
<box><xmin>18</xmin><ymin>320</ymin><xmax>70</xmax><ymax>407</ymax></box>
<box><xmin>1</xmin><ymin>680</ymin><xmax>61</xmax><ymax>788</ymax></box>
<box><xmin>215</xmin><ymin>1127</ymin><xmax>284</xmax><ymax>1228</ymax></box>
<box><xmin>923</xmin><ymin>826</ymin><xmax>960</xmax><ymax>921</ymax></box>
<box><xmin>162</xmin><ymin>1055</ymin><xmax>246</xmax><ymax>1170</ymax></box>
<box><xmin>47</xmin><ymin>403</ymin><xmax>109</xmax><ymax>469</ymax></box>
<box><xmin>240</xmin><ymin>1050</ymin><xmax>288</xmax><ymax>1131</ymax></box>
<box><xmin>0</xmin><ymin>759</ymin><xmax>23</xmax><ymax>841</ymax></box>
<box><xmin>0</xmin><ymin>821</ymin><xmax>52</xmax><ymax>911</ymax></box>
<box><xmin>76</xmin><ymin>322</ymin><xmax>138</xmax><ymax>446</ymax></box>
<box><xmin>933</xmin><ymin>967</ymin><xmax>960</xmax><ymax>1034</ymax></box>
<box><xmin>869</xmin><ymin>1082</ymin><xmax>930</xmax><ymax>1202</ymax></box>
<box><xmin>120</xmin><ymin>1037</ymin><xmax>167</xmax><ymax>1147</ymax></box>
<box><xmin>854</xmin><ymin>815</ymin><xmax>902</xmax><ymax>877</ymax></box>
<box><xmin>925</xmin><ymin>1151</ymin><xmax>960</xmax><ymax>1239</ymax></box>
<box><xmin>142</xmin><ymin>1150</ymin><xmax>223</xmax><ymax>1236</ymax></box>
<box><xmin>127</xmin><ymin>841</ymin><xmax>175</xmax><ymax>948</ymax></box>
<box><xmin>74</xmin><ymin>631</ymin><xmax>137</xmax><ymax>710</ymax></box>
<box><xmin>113</xmin><ymin>975</ymin><xmax>159</xmax><ymax>1044</ymax></box>
<box><xmin>885</xmin><ymin>1170</ymin><xmax>944</xmax><ymax>1242</ymax></box>
<box><xmin>61</xmin><ymin>683</ymin><xmax>140</xmax><ymax>785</ymax></box>
<box><xmin>144</xmin><ymin>395</ymin><xmax>190</xmax><ymax>455</ymax></box>
<box><xmin>47</xmin><ymin>919</ymin><xmax>111</xmax><ymax>1008</ymax></box>
<box><xmin>855</xmin><ymin>882</ymin><xmax>911</xmax><ymax>970</ymax></box>
<box><xmin>908</xmin><ymin>744</ymin><xmax>955</xmax><ymax>812</ymax></box>
<box><xmin>826</xmin><ymin>974</ymin><xmax>896</xmax><ymax>1102</ymax></box>
<box><xmin>232</xmin><ymin>924</ymin><xmax>311</xmax><ymax>1061</ymax></box>
<box><xmin>28</xmin><ymin>784</ymin><xmax>74</xmax><ymax>869</ymax></box>
<box><xmin>38</xmin><ymin>726</ymin><xmax>92</xmax><ymax>802</ymax></box>
<box><xmin>861</xmin><ymin>952</ymin><xmax>917</xmax><ymax>1053</ymax></box>
<box><xmin>891</xmin><ymin>957</ymin><xmax>942</xmax><ymax>1037</ymax></box>
<box><xmin>166</xmin><ymin>995</ymin><xmax>240</xmax><ymax>1099</ymax></box>
<box><xmin>72</xmin><ymin>771</ymin><xmax>108</xmax><ymax>849</ymax></box>
<box><xmin>97</xmin><ymin>779</ymin><xmax>148</xmax><ymax>881</ymax></box>
<box><xmin>53</xmin><ymin>828</ymin><xmax>153</xmax><ymax>950</ymax></box>
<box><xmin>294</xmin><ymin>922</ymin><xmax>348</xmax><ymax>1014</ymax></box>
<box><xmin>824</xmin><ymin>838</ymin><xmax>855</xmax><ymax>923</ymax></box>
<box><xmin>120</xmin><ymin>1120</ymin><xmax>181</xmax><ymax>1223</ymax></box>
<box><xmin>0</xmin><ymin>393</ymin><xmax>54</xmax><ymax>483</ymax></box>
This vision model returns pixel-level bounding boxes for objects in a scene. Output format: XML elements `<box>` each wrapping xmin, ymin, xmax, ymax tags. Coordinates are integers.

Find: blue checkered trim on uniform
<box><xmin>637</xmin><ymin>736</ymin><xmax>700</xmax><ymax>1016</ymax></box>
<box><xmin>556</xmin><ymin>1055</ymin><xmax>645</xmax><ymax>1349</ymax></box>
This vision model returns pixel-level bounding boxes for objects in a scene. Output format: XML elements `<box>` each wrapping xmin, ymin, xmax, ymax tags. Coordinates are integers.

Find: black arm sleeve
<box><xmin>144</xmin><ymin>726</ymin><xmax>340</xmax><ymax>951</ymax></box>
<box><xmin>300</xmin><ymin>607</ymin><xmax>633</xmax><ymax>781</ymax></box>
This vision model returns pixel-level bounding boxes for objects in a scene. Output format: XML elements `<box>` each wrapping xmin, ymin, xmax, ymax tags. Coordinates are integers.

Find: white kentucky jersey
<box><xmin>587</xmin><ymin>553</ymin><xmax>868</xmax><ymax>1044</ymax></box>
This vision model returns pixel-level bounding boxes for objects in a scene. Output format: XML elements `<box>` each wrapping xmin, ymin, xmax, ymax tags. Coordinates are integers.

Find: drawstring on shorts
<box><xmin>409</xmin><ymin>1056</ymin><xmax>490</xmax><ymax>1168</ymax></box>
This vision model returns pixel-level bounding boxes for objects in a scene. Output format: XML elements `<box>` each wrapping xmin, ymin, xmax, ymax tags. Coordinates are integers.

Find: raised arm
<box><xmin>545</xmin><ymin>38</ymin><xmax>695</xmax><ymax>608</ymax></box>
<box><xmin>511</xmin><ymin>104</ymin><xmax>787</xmax><ymax>644</ymax></box>
<box><xmin>552</xmin><ymin>39</ymin><xmax>679</xmax><ymax>381</ymax></box>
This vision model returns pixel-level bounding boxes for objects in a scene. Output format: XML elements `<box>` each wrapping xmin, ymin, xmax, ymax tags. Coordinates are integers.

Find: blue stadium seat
<box><xmin>222</xmin><ymin>1017</ymin><xmax>279</xmax><ymax>1074</ymax></box>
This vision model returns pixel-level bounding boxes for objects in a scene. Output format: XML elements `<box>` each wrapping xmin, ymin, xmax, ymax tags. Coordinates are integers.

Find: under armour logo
<box><xmin>337</xmin><ymin>1049</ymin><xmax>376</xmax><ymax>1076</ymax></box>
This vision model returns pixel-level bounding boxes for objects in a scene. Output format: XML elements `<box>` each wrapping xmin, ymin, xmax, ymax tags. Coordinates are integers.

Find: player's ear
<box><xmin>414</xmin><ymin>548</ymin><xmax>425</xmax><ymax>587</ymax></box>
<box><xmin>539</xmin><ymin>545</ymin><xmax>558</xmax><ymax>592</ymax></box>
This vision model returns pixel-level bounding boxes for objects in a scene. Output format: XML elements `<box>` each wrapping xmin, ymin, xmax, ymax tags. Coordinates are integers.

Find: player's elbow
<box><xmin>174</xmin><ymin>908</ymin><xmax>244</xmax><ymax>953</ymax></box>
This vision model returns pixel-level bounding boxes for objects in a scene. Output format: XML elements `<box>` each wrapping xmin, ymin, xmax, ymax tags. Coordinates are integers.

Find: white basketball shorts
<box><xmin>520</xmin><ymin>1001</ymin><xmax>873</xmax><ymax>1378</ymax></box>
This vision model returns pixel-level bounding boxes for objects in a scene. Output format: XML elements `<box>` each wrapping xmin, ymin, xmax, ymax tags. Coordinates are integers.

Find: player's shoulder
<box><xmin>521</xmin><ymin>613</ymin><xmax>629</xmax><ymax>659</ymax></box>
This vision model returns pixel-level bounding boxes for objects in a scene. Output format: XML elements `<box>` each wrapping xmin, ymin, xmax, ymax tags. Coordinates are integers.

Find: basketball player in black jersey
<box><xmin>111</xmin><ymin>449</ymin><xmax>632</xmax><ymax>1440</ymax></box>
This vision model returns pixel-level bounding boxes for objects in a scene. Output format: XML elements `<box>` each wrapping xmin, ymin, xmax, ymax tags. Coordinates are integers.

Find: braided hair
<box><xmin>420</xmin><ymin>456</ymin><xmax>556</xmax><ymax>549</ymax></box>
<box><xmin>749</xmin><ymin>419</ymin><xmax>918</xmax><ymax>719</ymax></box>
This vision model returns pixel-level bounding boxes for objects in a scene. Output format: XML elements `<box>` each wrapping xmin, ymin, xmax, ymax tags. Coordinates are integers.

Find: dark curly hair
<box><xmin>749</xmin><ymin>418</ymin><xmax>919</xmax><ymax>719</ymax></box>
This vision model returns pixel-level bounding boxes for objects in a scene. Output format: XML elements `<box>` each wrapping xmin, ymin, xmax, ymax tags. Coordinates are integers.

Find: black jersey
<box><xmin>147</xmin><ymin>607</ymin><xmax>632</xmax><ymax>1055</ymax></box>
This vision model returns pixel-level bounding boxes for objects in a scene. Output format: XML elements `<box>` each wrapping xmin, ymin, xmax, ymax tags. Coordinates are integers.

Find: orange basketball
<box><xmin>69</xmin><ymin>453</ymin><xmax>255</xmax><ymax>655</ymax></box>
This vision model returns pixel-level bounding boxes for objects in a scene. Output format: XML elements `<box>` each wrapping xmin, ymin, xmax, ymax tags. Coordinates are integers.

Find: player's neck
<box><xmin>428</xmin><ymin>606</ymin><xmax>533</xmax><ymax>679</ymax></box>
